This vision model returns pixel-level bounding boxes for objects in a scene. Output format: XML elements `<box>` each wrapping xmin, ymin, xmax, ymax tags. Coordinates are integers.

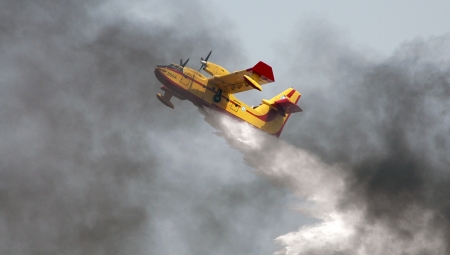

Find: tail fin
<box><xmin>254</xmin><ymin>88</ymin><xmax>302</xmax><ymax>137</ymax></box>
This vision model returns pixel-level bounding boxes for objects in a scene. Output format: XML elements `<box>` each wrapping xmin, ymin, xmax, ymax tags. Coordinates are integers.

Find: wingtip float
<box><xmin>154</xmin><ymin>51</ymin><xmax>302</xmax><ymax>137</ymax></box>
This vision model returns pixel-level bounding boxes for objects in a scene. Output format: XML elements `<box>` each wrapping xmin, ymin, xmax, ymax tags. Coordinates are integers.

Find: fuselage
<box><xmin>154</xmin><ymin>63</ymin><xmax>299</xmax><ymax>136</ymax></box>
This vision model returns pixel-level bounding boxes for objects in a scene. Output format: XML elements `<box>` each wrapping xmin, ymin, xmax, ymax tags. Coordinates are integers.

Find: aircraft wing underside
<box><xmin>208</xmin><ymin>61</ymin><xmax>275</xmax><ymax>94</ymax></box>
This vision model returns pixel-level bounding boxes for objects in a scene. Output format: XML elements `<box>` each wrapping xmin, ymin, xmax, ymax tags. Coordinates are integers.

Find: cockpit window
<box><xmin>157</xmin><ymin>64</ymin><xmax>184</xmax><ymax>72</ymax></box>
<box><xmin>167</xmin><ymin>64</ymin><xmax>183</xmax><ymax>72</ymax></box>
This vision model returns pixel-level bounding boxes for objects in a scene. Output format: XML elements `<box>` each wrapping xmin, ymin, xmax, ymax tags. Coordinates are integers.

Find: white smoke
<box><xmin>204</xmin><ymin>110</ymin><xmax>447</xmax><ymax>255</ymax></box>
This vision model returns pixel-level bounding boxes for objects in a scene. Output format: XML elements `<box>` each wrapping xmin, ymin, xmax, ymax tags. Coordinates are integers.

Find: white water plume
<box><xmin>205</xmin><ymin>111</ymin><xmax>447</xmax><ymax>255</ymax></box>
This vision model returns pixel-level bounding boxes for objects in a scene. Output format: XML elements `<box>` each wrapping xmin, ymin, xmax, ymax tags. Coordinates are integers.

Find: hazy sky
<box><xmin>209</xmin><ymin>0</ymin><xmax>450</xmax><ymax>60</ymax></box>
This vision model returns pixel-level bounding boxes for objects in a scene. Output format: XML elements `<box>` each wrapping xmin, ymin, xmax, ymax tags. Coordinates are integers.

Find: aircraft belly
<box><xmin>227</xmin><ymin>106</ymin><xmax>285</xmax><ymax>134</ymax></box>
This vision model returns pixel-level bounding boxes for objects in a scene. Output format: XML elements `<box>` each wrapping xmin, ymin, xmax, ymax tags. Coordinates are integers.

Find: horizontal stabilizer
<box><xmin>274</xmin><ymin>98</ymin><xmax>303</xmax><ymax>114</ymax></box>
<box><xmin>262</xmin><ymin>89</ymin><xmax>302</xmax><ymax>117</ymax></box>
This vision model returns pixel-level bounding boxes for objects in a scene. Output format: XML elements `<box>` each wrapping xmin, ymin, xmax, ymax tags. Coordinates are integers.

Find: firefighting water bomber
<box><xmin>154</xmin><ymin>51</ymin><xmax>302</xmax><ymax>137</ymax></box>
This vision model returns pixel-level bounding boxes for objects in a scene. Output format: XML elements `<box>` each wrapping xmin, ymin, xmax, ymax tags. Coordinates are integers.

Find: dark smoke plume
<box><xmin>0</xmin><ymin>1</ymin><xmax>306</xmax><ymax>254</ymax></box>
<box><xmin>276</xmin><ymin>20</ymin><xmax>450</xmax><ymax>254</ymax></box>
<box><xmin>5</xmin><ymin>1</ymin><xmax>449</xmax><ymax>254</ymax></box>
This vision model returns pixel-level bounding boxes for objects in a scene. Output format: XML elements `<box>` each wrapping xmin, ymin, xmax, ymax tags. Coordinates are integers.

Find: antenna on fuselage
<box><xmin>180</xmin><ymin>58</ymin><xmax>189</xmax><ymax>67</ymax></box>
<box><xmin>198</xmin><ymin>50</ymin><xmax>212</xmax><ymax>72</ymax></box>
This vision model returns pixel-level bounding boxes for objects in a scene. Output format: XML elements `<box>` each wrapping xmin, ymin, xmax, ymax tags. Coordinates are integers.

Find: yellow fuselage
<box><xmin>154</xmin><ymin>64</ymin><xmax>300</xmax><ymax>136</ymax></box>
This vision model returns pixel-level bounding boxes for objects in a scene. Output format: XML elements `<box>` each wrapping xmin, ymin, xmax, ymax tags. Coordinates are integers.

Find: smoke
<box><xmin>211</xmin><ymin>21</ymin><xmax>450</xmax><ymax>254</ymax></box>
<box><xmin>4</xmin><ymin>1</ymin><xmax>450</xmax><ymax>254</ymax></box>
<box><xmin>0</xmin><ymin>1</ymin><xmax>186</xmax><ymax>253</ymax></box>
<box><xmin>284</xmin><ymin>22</ymin><xmax>450</xmax><ymax>254</ymax></box>
<box><xmin>0</xmin><ymin>1</ymin><xmax>309</xmax><ymax>254</ymax></box>
<box><xmin>210</xmin><ymin>86</ymin><xmax>448</xmax><ymax>255</ymax></box>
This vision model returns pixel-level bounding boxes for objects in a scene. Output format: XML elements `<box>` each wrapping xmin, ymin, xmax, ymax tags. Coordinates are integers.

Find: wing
<box><xmin>208</xmin><ymin>61</ymin><xmax>275</xmax><ymax>94</ymax></box>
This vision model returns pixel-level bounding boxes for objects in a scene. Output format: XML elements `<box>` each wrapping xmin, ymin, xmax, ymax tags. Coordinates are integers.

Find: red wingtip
<box><xmin>247</xmin><ymin>61</ymin><xmax>275</xmax><ymax>82</ymax></box>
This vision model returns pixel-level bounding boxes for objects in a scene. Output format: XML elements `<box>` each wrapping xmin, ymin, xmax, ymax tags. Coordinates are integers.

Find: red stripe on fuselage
<box><xmin>154</xmin><ymin>69</ymin><xmax>203</xmax><ymax>105</ymax></box>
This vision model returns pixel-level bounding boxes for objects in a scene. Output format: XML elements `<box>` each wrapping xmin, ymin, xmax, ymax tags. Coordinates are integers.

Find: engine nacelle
<box><xmin>204</xmin><ymin>62</ymin><xmax>230</xmax><ymax>76</ymax></box>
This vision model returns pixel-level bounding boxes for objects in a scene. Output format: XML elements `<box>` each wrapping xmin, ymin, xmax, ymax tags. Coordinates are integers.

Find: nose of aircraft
<box><xmin>155</xmin><ymin>65</ymin><xmax>165</xmax><ymax>74</ymax></box>
<box><xmin>154</xmin><ymin>66</ymin><xmax>167</xmax><ymax>85</ymax></box>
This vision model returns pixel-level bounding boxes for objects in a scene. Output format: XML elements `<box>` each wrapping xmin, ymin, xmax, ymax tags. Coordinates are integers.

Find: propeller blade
<box><xmin>198</xmin><ymin>51</ymin><xmax>212</xmax><ymax>72</ymax></box>
<box><xmin>205</xmin><ymin>50</ymin><xmax>212</xmax><ymax>62</ymax></box>
<box><xmin>182</xmin><ymin>58</ymin><xmax>189</xmax><ymax>67</ymax></box>
<box><xmin>180</xmin><ymin>59</ymin><xmax>183</xmax><ymax>65</ymax></box>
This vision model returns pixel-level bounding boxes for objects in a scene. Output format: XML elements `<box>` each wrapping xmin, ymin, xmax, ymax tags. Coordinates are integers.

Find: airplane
<box><xmin>154</xmin><ymin>51</ymin><xmax>302</xmax><ymax>137</ymax></box>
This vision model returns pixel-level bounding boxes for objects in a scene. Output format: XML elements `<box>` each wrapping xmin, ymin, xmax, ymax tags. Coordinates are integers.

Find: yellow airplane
<box><xmin>154</xmin><ymin>51</ymin><xmax>302</xmax><ymax>137</ymax></box>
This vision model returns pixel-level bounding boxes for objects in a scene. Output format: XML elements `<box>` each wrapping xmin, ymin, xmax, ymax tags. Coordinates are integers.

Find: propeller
<box><xmin>198</xmin><ymin>50</ymin><xmax>212</xmax><ymax>72</ymax></box>
<box><xmin>180</xmin><ymin>58</ymin><xmax>189</xmax><ymax>67</ymax></box>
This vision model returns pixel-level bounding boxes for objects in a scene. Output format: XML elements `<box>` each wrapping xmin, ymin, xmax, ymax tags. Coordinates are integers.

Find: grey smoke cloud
<box><xmin>276</xmin><ymin>20</ymin><xmax>450</xmax><ymax>254</ymax></box>
<box><xmin>4</xmin><ymin>0</ymin><xmax>449</xmax><ymax>254</ymax></box>
<box><xmin>207</xmin><ymin>44</ymin><xmax>449</xmax><ymax>252</ymax></box>
<box><xmin>0</xmin><ymin>0</ymin><xmax>307</xmax><ymax>254</ymax></box>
